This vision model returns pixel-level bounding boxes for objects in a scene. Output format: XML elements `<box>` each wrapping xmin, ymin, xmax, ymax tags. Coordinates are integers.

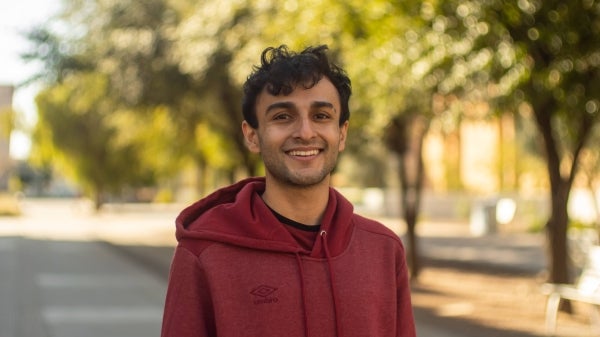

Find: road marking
<box><xmin>43</xmin><ymin>306</ymin><xmax>163</xmax><ymax>323</ymax></box>
<box><xmin>36</xmin><ymin>273</ymin><xmax>160</xmax><ymax>288</ymax></box>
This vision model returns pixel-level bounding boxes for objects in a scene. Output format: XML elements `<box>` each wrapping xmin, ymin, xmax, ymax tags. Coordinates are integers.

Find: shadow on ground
<box><xmin>104</xmin><ymin>243</ymin><xmax>174</xmax><ymax>282</ymax></box>
<box><xmin>413</xmin><ymin>305</ymin><xmax>541</xmax><ymax>337</ymax></box>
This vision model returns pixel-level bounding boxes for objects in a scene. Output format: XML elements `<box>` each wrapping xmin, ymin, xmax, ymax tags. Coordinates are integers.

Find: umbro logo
<box><xmin>250</xmin><ymin>285</ymin><xmax>279</xmax><ymax>305</ymax></box>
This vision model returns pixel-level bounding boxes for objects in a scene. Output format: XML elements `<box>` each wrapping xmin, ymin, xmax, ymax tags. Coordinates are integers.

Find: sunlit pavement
<box><xmin>0</xmin><ymin>198</ymin><xmax>546</xmax><ymax>337</ymax></box>
<box><xmin>0</xmin><ymin>199</ymin><xmax>176</xmax><ymax>337</ymax></box>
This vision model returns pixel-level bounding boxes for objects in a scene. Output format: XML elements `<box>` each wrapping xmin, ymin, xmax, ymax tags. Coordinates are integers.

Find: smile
<box><xmin>287</xmin><ymin>149</ymin><xmax>320</xmax><ymax>157</ymax></box>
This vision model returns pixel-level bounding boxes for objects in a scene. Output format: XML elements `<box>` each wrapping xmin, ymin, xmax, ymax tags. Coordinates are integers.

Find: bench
<box><xmin>541</xmin><ymin>245</ymin><xmax>600</xmax><ymax>336</ymax></box>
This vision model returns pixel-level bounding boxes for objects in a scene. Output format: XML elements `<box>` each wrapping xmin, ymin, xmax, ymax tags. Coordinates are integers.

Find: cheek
<box><xmin>261</xmin><ymin>128</ymin><xmax>289</xmax><ymax>145</ymax></box>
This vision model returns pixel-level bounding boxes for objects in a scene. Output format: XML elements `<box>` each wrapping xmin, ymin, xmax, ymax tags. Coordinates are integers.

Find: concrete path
<box><xmin>0</xmin><ymin>236</ymin><xmax>166</xmax><ymax>337</ymax></box>
<box><xmin>0</xmin><ymin>199</ymin><xmax>169</xmax><ymax>337</ymax></box>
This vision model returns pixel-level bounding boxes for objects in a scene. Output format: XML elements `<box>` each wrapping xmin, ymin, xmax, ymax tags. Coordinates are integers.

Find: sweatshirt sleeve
<box><xmin>396</xmin><ymin>247</ymin><xmax>417</xmax><ymax>337</ymax></box>
<box><xmin>161</xmin><ymin>245</ymin><xmax>215</xmax><ymax>337</ymax></box>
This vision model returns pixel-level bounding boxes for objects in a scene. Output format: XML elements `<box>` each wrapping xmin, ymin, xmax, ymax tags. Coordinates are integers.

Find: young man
<box><xmin>161</xmin><ymin>45</ymin><xmax>416</xmax><ymax>337</ymax></box>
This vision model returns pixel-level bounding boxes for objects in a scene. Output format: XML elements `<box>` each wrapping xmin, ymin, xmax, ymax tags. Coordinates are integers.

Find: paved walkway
<box><xmin>0</xmin><ymin>199</ymin><xmax>170</xmax><ymax>337</ymax></box>
<box><xmin>0</xmin><ymin>237</ymin><xmax>166</xmax><ymax>337</ymax></box>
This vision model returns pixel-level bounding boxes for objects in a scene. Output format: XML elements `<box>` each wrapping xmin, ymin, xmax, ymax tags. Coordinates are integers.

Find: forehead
<box><xmin>255</xmin><ymin>78</ymin><xmax>341</xmax><ymax>112</ymax></box>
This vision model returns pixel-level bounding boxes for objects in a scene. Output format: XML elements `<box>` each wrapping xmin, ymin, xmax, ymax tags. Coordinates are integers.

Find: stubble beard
<box><xmin>261</xmin><ymin>142</ymin><xmax>339</xmax><ymax>189</ymax></box>
<box><xmin>267</xmin><ymin>163</ymin><xmax>335</xmax><ymax>188</ymax></box>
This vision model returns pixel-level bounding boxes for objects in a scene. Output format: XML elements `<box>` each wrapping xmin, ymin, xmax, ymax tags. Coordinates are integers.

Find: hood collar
<box><xmin>175</xmin><ymin>177</ymin><xmax>354</xmax><ymax>258</ymax></box>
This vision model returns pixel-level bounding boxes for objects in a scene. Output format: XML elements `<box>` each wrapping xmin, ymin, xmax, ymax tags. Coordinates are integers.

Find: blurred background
<box><xmin>1</xmin><ymin>0</ymin><xmax>599</xmax><ymax>336</ymax></box>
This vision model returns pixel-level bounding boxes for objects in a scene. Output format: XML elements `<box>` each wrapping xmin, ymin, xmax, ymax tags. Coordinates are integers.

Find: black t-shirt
<box><xmin>268</xmin><ymin>207</ymin><xmax>320</xmax><ymax>251</ymax></box>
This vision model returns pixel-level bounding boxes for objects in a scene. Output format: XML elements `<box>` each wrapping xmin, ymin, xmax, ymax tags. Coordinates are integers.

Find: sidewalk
<box><xmin>1</xmin><ymin>198</ymin><xmax>596</xmax><ymax>337</ymax></box>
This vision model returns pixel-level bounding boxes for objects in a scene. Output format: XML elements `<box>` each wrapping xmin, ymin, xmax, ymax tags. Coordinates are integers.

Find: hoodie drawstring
<box><xmin>295</xmin><ymin>253</ymin><xmax>311</xmax><ymax>337</ymax></box>
<box><xmin>295</xmin><ymin>231</ymin><xmax>343</xmax><ymax>337</ymax></box>
<box><xmin>320</xmin><ymin>230</ymin><xmax>343</xmax><ymax>337</ymax></box>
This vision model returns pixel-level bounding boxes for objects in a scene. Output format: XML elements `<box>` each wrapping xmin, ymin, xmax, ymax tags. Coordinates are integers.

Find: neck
<box><xmin>261</xmin><ymin>178</ymin><xmax>330</xmax><ymax>226</ymax></box>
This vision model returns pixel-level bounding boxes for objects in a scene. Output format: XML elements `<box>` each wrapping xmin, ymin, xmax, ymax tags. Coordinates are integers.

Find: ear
<box><xmin>242</xmin><ymin>121</ymin><xmax>260</xmax><ymax>153</ymax></box>
<box><xmin>338</xmin><ymin>121</ymin><xmax>349</xmax><ymax>152</ymax></box>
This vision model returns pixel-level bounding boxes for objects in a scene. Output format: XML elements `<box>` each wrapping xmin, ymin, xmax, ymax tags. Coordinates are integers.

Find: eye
<box><xmin>314</xmin><ymin>111</ymin><xmax>332</xmax><ymax>120</ymax></box>
<box><xmin>272</xmin><ymin>112</ymin><xmax>292</xmax><ymax>121</ymax></box>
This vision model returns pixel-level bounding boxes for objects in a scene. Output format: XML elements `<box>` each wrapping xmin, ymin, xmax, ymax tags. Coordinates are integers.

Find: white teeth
<box><xmin>288</xmin><ymin>150</ymin><xmax>319</xmax><ymax>156</ymax></box>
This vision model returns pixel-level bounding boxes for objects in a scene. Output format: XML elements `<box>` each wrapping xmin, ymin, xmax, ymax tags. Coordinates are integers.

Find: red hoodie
<box><xmin>161</xmin><ymin>177</ymin><xmax>416</xmax><ymax>337</ymax></box>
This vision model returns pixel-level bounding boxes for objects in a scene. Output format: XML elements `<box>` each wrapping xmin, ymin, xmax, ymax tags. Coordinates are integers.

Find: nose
<box><xmin>294</xmin><ymin>116</ymin><xmax>317</xmax><ymax>140</ymax></box>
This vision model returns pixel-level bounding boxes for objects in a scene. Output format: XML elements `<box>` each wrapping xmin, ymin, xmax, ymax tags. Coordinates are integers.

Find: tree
<box><xmin>24</xmin><ymin>0</ymin><xmax>234</xmax><ymax>197</ymax></box>
<box><xmin>79</xmin><ymin>0</ymin><xmax>266</xmax><ymax>180</ymax></box>
<box><xmin>337</xmin><ymin>1</ymin><xmax>458</xmax><ymax>279</ymax></box>
<box><xmin>403</xmin><ymin>0</ymin><xmax>600</xmax><ymax>286</ymax></box>
<box><xmin>490</xmin><ymin>0</ymin><xmax>600</xmax><ymax>288</ymax></box>
<box><xmin>66</xmin><ymin>0</ymin><xmax>217</xmax><ymax>183</ymax></box>
<box><xmin>33</xmin><ymin>73</ymin><xmax>155</xmax><ymax>209</ymax></box>
<box><xmin>384</xmin><ymin>94</ymin><xmax>431</xmax><ymax>278</ymax></box>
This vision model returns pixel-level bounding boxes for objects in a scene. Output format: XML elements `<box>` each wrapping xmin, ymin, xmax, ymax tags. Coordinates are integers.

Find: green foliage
<box><xmin>489</xmin><ymin>0</ymin><xmax>600</xmax><ymax>152</ymax></box>
<box><xmin>195</xmin><ymin>123</ymin><xmax>236</xmax><ymax>171</ymax></box>
<box><xmin>0</xmin><ymin>106</ymin><xmax>14</xmax><ymax>139</ymax></box>
<box><xmin>32</xmin><ymin>72</ymin><xmax>156</xmax><ymax>203</ymax></box>
<box><xmin>108</xmin><ymin>105</ymin><xmax>181</xmax><ymax>178</ymax></box>
<box><xmin>569</xmin><ymin>219</ymin><xmax>598</xmax><ymax>231</ymax></box>
<box><xmin>24</xmin><ymin>0</ymin><xmax>222</xmax><ymax>201</ymax></box>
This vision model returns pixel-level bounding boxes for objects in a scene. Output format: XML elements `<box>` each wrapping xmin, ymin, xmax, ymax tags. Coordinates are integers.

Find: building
<box><xmin>0</xmin><ymin>85</ymin><xmax>14</xmax><ymax>191</ymax></box>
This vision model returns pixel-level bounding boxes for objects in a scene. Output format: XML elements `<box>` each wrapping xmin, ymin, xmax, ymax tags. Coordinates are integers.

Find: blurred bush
<box><xmin>0</xmin><ymin>193</ymin><xmax>21</xmax><ymax>216</ymax></box>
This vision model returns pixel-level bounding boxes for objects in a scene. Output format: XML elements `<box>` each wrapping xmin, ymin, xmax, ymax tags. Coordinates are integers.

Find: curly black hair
<box><xmin>242</xmin><ymin>45</ymin><xmax>351</xmax><ymax>128</ymax></box>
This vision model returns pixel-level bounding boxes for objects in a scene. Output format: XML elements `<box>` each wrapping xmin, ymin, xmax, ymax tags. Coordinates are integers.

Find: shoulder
<box><xmin>351</xmin><ymin>213</ymin><xmax>405</xmax><ymax>247</ymax></box>
<box><xmin>178</xmin><ymin>238</ymin><xmax>217</xmax><ymax>258</ymax></box>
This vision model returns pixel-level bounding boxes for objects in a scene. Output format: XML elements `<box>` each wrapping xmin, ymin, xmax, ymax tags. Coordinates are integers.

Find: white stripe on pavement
<box><xmin>43</xmin><ymin>306</ymin><xmax>163</xmax><ymax>323</ymax></box>
<box><xmin>36</xmin><ymin>273</ymin><xmax>160</xmax><ymax>288</ymax></box>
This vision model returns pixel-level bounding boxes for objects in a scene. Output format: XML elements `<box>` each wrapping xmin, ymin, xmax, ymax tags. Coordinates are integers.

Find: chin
<box><xmin>286</xmin><ymin>174</ymin><xmax>330</xmax><ymax>188</ymax></box>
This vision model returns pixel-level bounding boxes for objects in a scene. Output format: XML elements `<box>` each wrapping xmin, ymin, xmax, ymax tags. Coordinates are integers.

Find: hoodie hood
<box><xmin>175</xmin><ymin>177</ymin><xmax>355</xmax><ymax>258</ymax></box>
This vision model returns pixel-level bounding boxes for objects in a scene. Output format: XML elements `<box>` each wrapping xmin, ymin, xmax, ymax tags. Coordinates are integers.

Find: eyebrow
<box><xmin>265</xmin><ymin>102</ymin><xmax>295</xmax><ymax>115</ymax></box>
<box><xmin>265</xmin><ymin>101</ymin><xmax>336</xmax><ymax>115</ymax></box>
<box><xmin>312</xmin><ymin>101</ymin><xmax>335</xmax><ymax>110</ymax></box>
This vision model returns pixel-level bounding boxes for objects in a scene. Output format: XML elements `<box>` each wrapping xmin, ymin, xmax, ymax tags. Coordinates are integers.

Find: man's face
<box><xmin>242</xmin><ymin>78</ymin><xmax>348</xmax><ymax>188</ymax></box>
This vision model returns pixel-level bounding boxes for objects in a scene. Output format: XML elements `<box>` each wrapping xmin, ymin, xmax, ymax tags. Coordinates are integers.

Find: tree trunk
<box><xmin>546</xmin><ymin>179</ymin><xmax>571</xmax><ymax>285</ymax></box>
<box><xmin>196</xmin><ymin>157</ymin><xmax>207</xmax><ymax>197</ymax></box>
<box><xmin>402</xmin><ymin>127</ymin><xmax>427</xmax><ymax>279</ymax></box>
<box><xmin>402</xmin><ymin>184</ymin><xmax>422</xmax><ymax>278</ymax></box>
<box><xmin>532</xmin><ymin>97</ymin><xmax>590</xmax><ymax>313</ymax></box>
<box><xmin>532</xmin><ymin>98</ymin><xmax>570</xmax><ymax>286</ymax></box>
<box><xmin>385</xmin><ymin>114</ymin><xmax>429</xmax><ymax>279</ymax></box>
<box><xmin>92</xmin><ymin>188</ymin><xmax>104</xmax><ymax>212</ymax></box>
<box><xmin>545</xmin><ymin>176</ymin><xmax>572</xmax><ymax>313</ymax></box>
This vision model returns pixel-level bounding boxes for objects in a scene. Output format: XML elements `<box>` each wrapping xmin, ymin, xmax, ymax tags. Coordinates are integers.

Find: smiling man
<box><xmin>161</xmin><ymin>45</ymin><xmax>416</xmax><ymax>337</ymax></box>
